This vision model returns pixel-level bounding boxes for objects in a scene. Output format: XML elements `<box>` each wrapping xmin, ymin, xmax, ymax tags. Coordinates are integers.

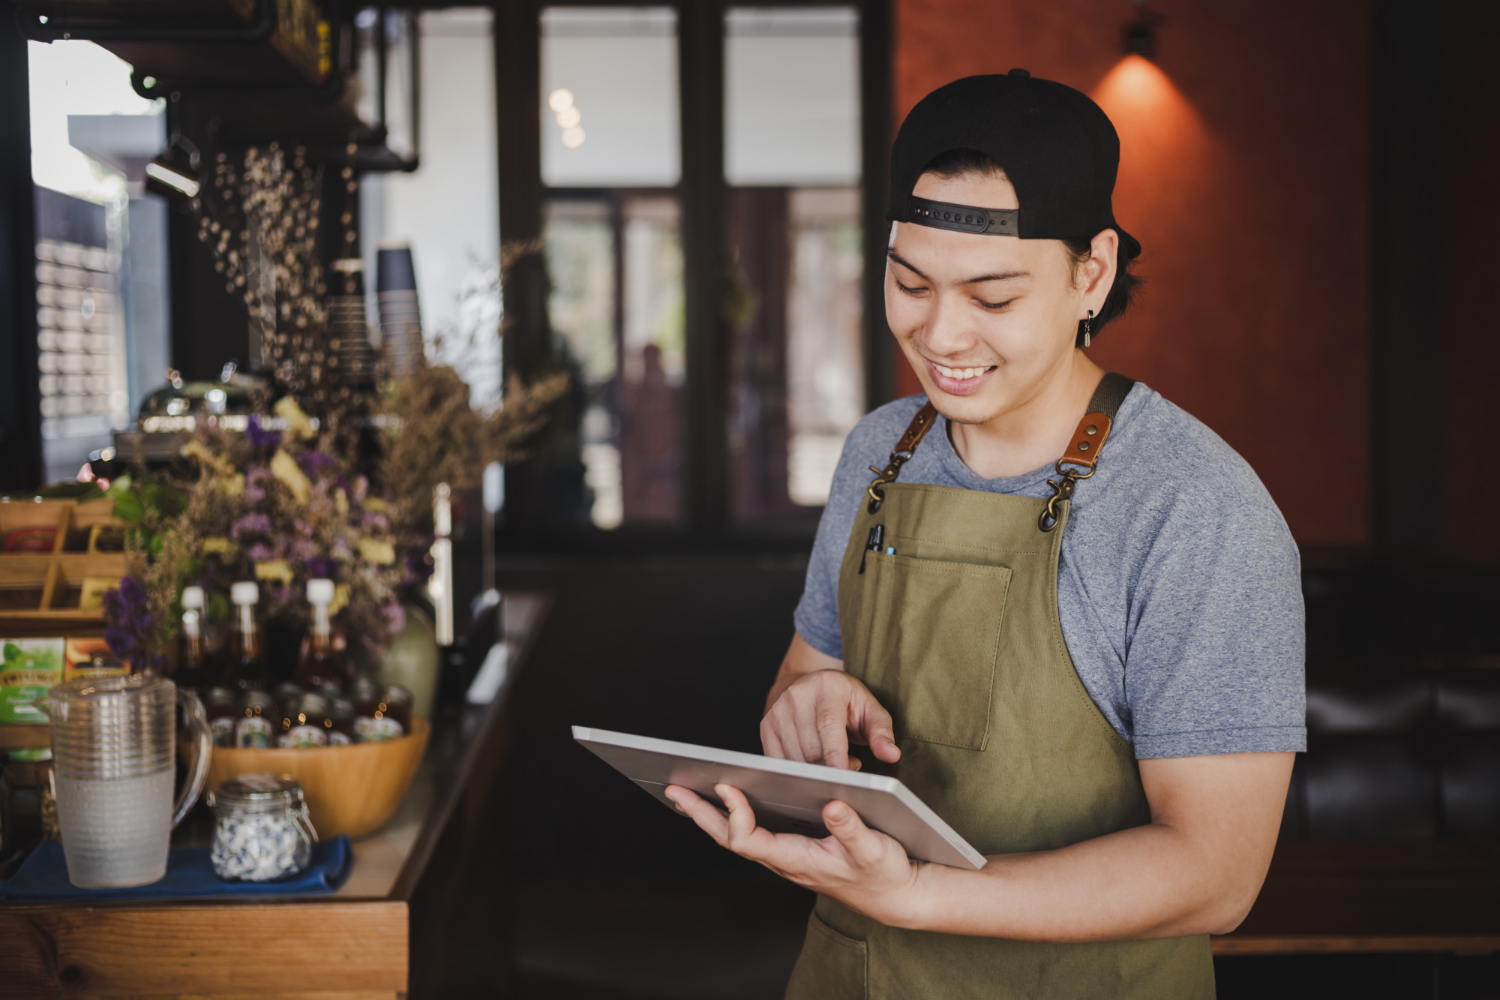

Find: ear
<box><xmin>1079</xmin><ymin>228</ymin><xmax>1120</xmax><ymax>317</ymax></box>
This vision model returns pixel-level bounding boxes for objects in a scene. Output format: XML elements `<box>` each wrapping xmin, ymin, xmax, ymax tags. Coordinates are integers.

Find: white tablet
<box><xmin>573</xmin><ymin>726</ymin><xmax>986</xmax><ymax>870</ymax></box>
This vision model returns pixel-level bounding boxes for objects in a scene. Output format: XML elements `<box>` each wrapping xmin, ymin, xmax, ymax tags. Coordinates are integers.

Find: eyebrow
<box><xmin>886</xmin><ymin>248</ymin><xmax>1030</xmax><ymax>286</ymax></box>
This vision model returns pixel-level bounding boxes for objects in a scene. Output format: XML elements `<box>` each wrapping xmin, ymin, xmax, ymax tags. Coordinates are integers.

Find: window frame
<box><xmin>497</xmin><ymin>0</ymin><xmax>891</xmax><ymax>553</ymax></box>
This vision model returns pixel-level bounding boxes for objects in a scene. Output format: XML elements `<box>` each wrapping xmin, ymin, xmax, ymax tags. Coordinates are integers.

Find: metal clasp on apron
<box><xmin>1039</xmin><ymin>458</ymin><xmax>1095</xmax><ymax>532</ymax></box>
<box><xmin>866</xmin><ymin>450</ymin><xmax>914</xmax><ymax>514</ymax></box>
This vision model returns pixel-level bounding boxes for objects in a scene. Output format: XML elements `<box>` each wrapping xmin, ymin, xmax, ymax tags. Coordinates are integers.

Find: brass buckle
<box><xmin>865</xmin><ymin>450</ymin><xmax>912</xmax><ymax>514</ymax></box>
<box><xmin>1038</xmin><ymin>458</ymin><xmax>1095</xmax><ymax>532</ymax></box>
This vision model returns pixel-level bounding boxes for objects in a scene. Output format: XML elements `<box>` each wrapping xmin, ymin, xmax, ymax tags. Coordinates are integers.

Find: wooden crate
<box><xmin>0</xmin><ymin>499</ymin><xmax>124</xmax><ymax>638</ymax></box>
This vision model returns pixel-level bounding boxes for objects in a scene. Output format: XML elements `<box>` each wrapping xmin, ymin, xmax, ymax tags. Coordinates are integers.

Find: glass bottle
<box><xmin>355</xmin><ymin>684</ymin><xmax>412</xmax><ymax>743</ymax></box>
<box><xmin>279</xmin><ymin>693</ymin><xmax>331</xmax><ymax>749</ymax></box>
<box><xmin>223</xmin><ymin>582</ymin><xmax>269</xmax><ymax>692</ymax></box>
<box><xmin>204</xmin><ymin>687</ymin><xmax>239</xmax><ymax>748</ymax></box>
<box><xmin>272</xmin><ymin>681</ymin><xmax>304</xmax><ymax>720</ymax></box>
<box><xmin>295</xmin><ymin>579</ymin><xmax>347</xmax><ymax>693</ymax></box>
<box><xmin>234</xmin><ymin>690</ymin><xmax>277</xmax><ymax>748</ymax></box>
<box><xmin>176</xmin><ymin>586</ymin><xmax>211</xmax><ymax>695</ymax></box>
<box><xmin>327</xmin><ymin>697</ymin><xmax>355</xmax><ymax>746</ymax></box>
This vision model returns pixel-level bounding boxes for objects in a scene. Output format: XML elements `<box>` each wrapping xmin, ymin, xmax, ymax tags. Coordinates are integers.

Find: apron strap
<box><xmin>866</xmin><ymin>402</ymin><xmax>938</xmax><ymax>513</ymax></box>
<box><xmin>1040</xmin><ymin>371</ymin><xmax>1136</xmax><ymax>531</ymax></box>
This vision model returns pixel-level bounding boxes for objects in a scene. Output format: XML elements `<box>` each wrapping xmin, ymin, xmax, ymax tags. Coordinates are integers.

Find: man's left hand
<box><xmin>665</xmin><ymin>783</ymin><xmax>926</xmax><ymax>926</ymax></box>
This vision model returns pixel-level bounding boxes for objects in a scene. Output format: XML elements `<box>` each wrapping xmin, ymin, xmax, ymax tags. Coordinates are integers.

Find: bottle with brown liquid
<box><xmin>222</xmin><ymin>581</ymin><xmax>269</xmax><ymax>692</ymax></box>
<box><xmin>279</xmin><ymin>693</ymin><xmax>331</xmax><ymax>748</ymax></box>
<box><xmin>175</xmin><ymin>586</ymin><xmax>211</xmax><ymax>695</ymax></box>
<box><xmin>295</xmin><ymin>579</ymin><xmax>347</xmax><ymax>693</ymax></box>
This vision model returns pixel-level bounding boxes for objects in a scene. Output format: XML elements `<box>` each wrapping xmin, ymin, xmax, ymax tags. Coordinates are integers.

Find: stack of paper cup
<box><xmin>329</xmin><ymin>258</ymin><xmax>379</xmax><ymax>389</ymax></box>
<box><xmin>376</xmin><ymin>239</ymin><xmax>424</xmax><ymax>377</ymax></box>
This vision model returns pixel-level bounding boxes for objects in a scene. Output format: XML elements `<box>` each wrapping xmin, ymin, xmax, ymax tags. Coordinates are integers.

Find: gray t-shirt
<box><xmin>793</xmin><ymin>383</ymin><xmax>1306</xmax><ymax>759</ymax></box>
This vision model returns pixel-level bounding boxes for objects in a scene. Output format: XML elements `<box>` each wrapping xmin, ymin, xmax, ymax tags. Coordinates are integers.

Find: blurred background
<box><xmin>2</xmin><ymin>1</ymin><xmax>1498</xmax><ymax>997</ymax></box>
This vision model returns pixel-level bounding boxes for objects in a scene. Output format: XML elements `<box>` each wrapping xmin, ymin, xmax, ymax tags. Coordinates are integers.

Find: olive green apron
<box><xmin>784</xmin><ymin>374</ymin><xmax>1214</xmax><ymax>1000</ymax></box>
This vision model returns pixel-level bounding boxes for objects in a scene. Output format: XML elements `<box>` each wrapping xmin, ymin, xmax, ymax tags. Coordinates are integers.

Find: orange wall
<box><xmin>891</xmin><ymin>0</ymin><xmax>1372</xmax><ymax>546</ymax></box>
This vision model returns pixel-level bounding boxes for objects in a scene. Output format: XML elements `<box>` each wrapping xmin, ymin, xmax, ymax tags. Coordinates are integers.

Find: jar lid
<box><xmin>211</xmin><ymin>772</ymin><xmax>303</xmax><ymax>808</ymax></box>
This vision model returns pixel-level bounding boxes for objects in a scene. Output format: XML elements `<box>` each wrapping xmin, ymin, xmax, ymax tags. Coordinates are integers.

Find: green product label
<box><xmin>0</xmin><ymin>639</ymin><xmax>65</xmax><ymax>725</ymax></box>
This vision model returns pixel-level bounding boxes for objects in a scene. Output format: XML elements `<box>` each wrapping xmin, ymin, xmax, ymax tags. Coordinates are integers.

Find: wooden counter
<box><xmin>1</xmin><ymin>590</ymin><xmax>550</xmax><ymax>999</ymax></box>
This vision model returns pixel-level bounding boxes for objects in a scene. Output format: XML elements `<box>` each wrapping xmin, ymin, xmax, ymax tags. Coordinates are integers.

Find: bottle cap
<box><xmin>231</xmin><ymin>581</ymin><xmax>259</xmax><ymax>605</ymax></box>
<box><xmin>306</xmin><ymin>578</ymin><xmax>335</xmax><ymax>604</ymax></box>
<box><xmin>181</xmin><ymin>586</ymin><xmax>205</xmax><ymax>609</ymax></box>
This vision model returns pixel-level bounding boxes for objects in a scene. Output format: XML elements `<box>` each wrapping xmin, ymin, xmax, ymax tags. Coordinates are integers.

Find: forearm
<box><xmin>900</xmin><ymin>820</ymin><xmax>1258</xmax><ymax>942</ymax></box>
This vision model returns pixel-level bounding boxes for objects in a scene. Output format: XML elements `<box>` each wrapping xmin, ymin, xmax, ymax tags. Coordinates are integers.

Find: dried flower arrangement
<box><xmin>101</xmin><ymin>145</ymin><xmax>569</xmax><ymax>670</ymax></box>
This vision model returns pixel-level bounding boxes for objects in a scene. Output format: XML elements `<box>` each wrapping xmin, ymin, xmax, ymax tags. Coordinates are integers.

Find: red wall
<box><xmin>891</xmin><ymin>0</ymin><xmax>1372</xmax><ymax>546</ymax></box>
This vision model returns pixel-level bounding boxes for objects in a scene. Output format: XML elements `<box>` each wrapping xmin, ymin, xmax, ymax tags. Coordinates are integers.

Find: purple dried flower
<box><xmin>232</xmin><ymin>513</ymin><xmax>273</xmax><ymax>539</ymax></box>
<box><xmin>361</xmin><ymin>511</ymin><xmax>389</xmax><ymax>531</ymax></box>
<box><xmin>102</xmin><ymin>574</ymin><xmax>154</xmax><ymax>668</ymax></box>
<box><xmin>246</xmin><ymin>414</ymin><xmax>281</xmax><ymax>449</ymax></box>
<box><xmin>306</xmin><ymin>556</ymin><xmax>334</xmax><ymax>578</ymax></box>
<box><xmin>247</xmin><ymin>542</ymin><xmax>275</xmax><ymax>562</ymax></box>
<box><xmin>298</xmin><ymin>452</ymin><xmax>338</xmax><ymax>475</ymax></box>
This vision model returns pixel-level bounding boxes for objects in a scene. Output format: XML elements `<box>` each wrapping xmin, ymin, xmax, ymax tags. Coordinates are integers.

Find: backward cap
<box><xmin>888</xmin><ymin>73</ymin><xmax>1140</xmax><ymax>255</ymax></box>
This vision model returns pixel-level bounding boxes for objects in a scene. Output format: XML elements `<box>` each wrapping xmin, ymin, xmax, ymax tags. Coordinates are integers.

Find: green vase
<box><xmin>378</xmin><ymin>603</ymin><xmax>440</xmax><ymax>720</ymax></box>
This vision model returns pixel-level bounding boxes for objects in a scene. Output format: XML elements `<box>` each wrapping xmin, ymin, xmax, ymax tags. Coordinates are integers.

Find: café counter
<box><xmin>1</xmin><ymin>590</ymin><xmax>549</xmax><ymax>999</ymax></box>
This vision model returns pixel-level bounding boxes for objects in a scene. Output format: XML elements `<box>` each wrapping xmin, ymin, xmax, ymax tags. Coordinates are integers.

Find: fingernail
<box><xmin>828</xmin><ymin>803</ymin><xmax>848</xmax><ymax>822</ymax></box>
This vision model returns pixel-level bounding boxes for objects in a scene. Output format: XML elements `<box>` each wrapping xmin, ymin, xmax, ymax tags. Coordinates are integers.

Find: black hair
<box><xmin>919</xmin><ymin>148</ymin><xmax>1143</xmax><ymax>347</ymax></box>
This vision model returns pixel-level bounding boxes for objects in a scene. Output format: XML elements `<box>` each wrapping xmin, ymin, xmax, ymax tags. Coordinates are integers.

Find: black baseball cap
<box><xmin>887</xmin><ymin>70</ymin><xmax>1141</xmax><ymax>258</ymax></box>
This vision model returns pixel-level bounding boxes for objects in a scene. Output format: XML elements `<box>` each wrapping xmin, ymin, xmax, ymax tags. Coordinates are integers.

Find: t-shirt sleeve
<box><xmin>791</xmin><ymin>432</ymin><xmax>871</xmax><ymax>660</ymax></box>
<box><xmin>1124</xmin><ymin>502</ymin><xmax>1307</xmax><ymax>759</ymax></box>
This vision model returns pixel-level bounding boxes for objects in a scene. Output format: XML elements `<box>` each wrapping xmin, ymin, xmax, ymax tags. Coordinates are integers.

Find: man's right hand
<box><xmin>761</xmin><ymin>667</ymin><xmax>901</xmax><ymax>771</ymax></box>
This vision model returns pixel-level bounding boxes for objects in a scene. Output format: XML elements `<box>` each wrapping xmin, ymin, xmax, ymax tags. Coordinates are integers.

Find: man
<box><xmin>666</xmin><ymin>71</ymin><xmax>1304</xmax><ymax>999</ymax></box>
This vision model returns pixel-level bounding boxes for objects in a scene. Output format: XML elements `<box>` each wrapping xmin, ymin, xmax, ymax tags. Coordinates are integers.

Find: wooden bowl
<box><xmin>205</xmin><ymin>717</ymin><xmax>429</xmax><ymax>839</ymax></box>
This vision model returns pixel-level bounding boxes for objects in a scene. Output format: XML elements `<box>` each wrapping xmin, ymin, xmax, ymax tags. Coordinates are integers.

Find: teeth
<box><xmin>935</xmin><ymin>364</ymin><xmax>989</xmax><ymax>380</ymax></box>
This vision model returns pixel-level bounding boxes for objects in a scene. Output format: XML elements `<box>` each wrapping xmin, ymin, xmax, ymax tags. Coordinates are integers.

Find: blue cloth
<box><xmin>794</xmin><ymin>383</ymin><xmax>1307</xmax><ymax>760</ymax></box>
<box><xmin>0</xmin><ymin>835</ymin><xmax>351</xmax><ymax>901</ymax></box>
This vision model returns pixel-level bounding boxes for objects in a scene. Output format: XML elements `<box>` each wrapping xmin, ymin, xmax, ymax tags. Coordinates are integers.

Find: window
<box><xmin>501</xmin><ymin>1</ymin><xmax>888</xmax><ymax>547</ymax></box>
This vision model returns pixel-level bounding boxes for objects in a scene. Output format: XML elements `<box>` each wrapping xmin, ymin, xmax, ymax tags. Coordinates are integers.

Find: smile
<box><xmin>932</xmin><ymin>364</ymin><xmax>996</xmax><ymax>381</ymax></box>
<box><xmin>924</xmin><ymin>359</ymin><xmax>998</xmax><ymax>397</ymax></box>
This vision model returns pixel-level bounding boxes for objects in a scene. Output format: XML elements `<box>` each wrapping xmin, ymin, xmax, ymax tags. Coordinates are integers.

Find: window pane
<box><xmin>28</xmin><ymin>40</ymin><xmax>165</xmax><ymax>484</ymax></box>
<box><xmin>361</xmin><ymin>9</ymin><xmax>501</xmax><ymax>404</ymax></box>
<box><xmin>542</xmin><ymin>8</ymin><xmax>683</xmax><ymax>529</ymax></box>
<box><xmin>541</xmin><ymin>7</ymin><xmax>680</xmax><ymax>188</ymax></box>
<box><xmin>725</xmin><ymin>8</ymin><xmax>863</xmax><ymax>518</ymax></box>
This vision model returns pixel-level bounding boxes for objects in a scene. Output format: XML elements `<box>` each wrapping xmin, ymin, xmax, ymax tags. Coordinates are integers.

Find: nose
<box><xmin>922</xmin><ymin>292</ymin><xmax>978</xmax><ymax>359</ymax></box>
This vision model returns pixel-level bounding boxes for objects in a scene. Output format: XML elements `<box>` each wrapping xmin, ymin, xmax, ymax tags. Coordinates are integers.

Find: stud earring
<box><xmin>1083</xmin><ymin>309</ymin><xmax>1094</xmax><ymax>348</ymax></box>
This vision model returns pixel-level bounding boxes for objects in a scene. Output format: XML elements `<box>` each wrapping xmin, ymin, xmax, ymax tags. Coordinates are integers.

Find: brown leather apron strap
<box><xmin>865</xmin><ymin>402</ymin><xmax>938</xmax><ymax>513</ymax></box>
<box><xmin>1040</xmin><ymin>372</ymin><xmax>1135</xmax><ymax>531</ymax></box>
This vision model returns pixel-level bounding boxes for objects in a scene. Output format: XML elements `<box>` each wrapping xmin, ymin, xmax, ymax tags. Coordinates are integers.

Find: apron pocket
<box><xmin>783</xmin><ymin>912</ymin><xmax>867</xmax><ymax>1000</ymax></box>
<box><xmin>855</xmin><ymin>552</ymin><xmax>1011</xmax><ymax>751</ymax></box>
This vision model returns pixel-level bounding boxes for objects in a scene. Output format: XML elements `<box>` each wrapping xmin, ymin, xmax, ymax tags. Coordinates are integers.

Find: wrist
<box><xmin>889</xmin><ymin>861</ymin><xmax>941</xmax><ymax>931</ymax></box>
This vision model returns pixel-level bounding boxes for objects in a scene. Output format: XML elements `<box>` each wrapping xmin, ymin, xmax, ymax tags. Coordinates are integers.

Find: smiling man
<box><xmin>666</xmin><ymin>72</ymin><xmax>1305</xmax><ymax>999</ymax></box>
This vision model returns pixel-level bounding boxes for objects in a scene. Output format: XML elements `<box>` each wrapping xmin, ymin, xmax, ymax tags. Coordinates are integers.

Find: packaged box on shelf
<box><xmin>0</xmin><ymin>637</ymin><xmax>64</xmax><ymax>725</ymax></box>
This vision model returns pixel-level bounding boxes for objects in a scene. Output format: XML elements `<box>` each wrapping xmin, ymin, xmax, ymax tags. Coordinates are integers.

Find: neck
<box><xmin>947</xmin><ymin>350</ymin><xmax>1105</xmax><ymax>479</ymax></box>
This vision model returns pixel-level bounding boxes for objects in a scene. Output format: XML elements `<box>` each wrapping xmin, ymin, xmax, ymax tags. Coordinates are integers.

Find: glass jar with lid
<box><xmin>207</xmin><ymin>773</ymin><xmax>318</xmax><ymax>882</ymax></box>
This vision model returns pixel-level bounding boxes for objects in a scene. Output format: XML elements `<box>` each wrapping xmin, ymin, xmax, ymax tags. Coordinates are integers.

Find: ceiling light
<box><xmin>556</xmin><ymin>106</ymin><xmax>581</xmax><ymax>129</ymax></box>
<box><xmin>561</xmin><ymin>127</ymin><xmax>585</xmax><ymax>149</ymax></box>
<box><xmin>548</xmin><ymin>88</ymin><xmax>574</xmax><ymax>113</ymax></box>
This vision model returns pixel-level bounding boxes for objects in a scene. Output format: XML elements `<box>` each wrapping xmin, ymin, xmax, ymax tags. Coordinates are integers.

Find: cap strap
<box><xmin>902</xmin><ymin>195</ymin><xmax>1019</xmax><ymax>236</ymax></box>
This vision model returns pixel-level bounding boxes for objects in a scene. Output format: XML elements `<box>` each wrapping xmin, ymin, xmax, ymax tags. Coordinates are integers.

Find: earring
<box><xmin>1083</xmin><ymin>309</ymin><xmax>1094</xmax><ymax>348</ymax></box>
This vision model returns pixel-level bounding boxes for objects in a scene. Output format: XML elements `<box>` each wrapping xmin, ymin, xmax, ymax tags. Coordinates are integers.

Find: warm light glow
<box><xmin>1092</xmin><ymin>54</ymin><xmax>1220</xmax><ymax>235</ymax></box>
<box><xmin>561</xmin><ymin>127</ymin><xmax>586</xmax><ymax>149</ymax></box>
<box><xmin>555</xmin><ymin>105</ymin><xmax>581</xmax><ymax>129</ymax></box>
<box><xmin>548</xmin><ymin>88</ymin><xmax>575</xmax><ymax>113</ymax></box>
